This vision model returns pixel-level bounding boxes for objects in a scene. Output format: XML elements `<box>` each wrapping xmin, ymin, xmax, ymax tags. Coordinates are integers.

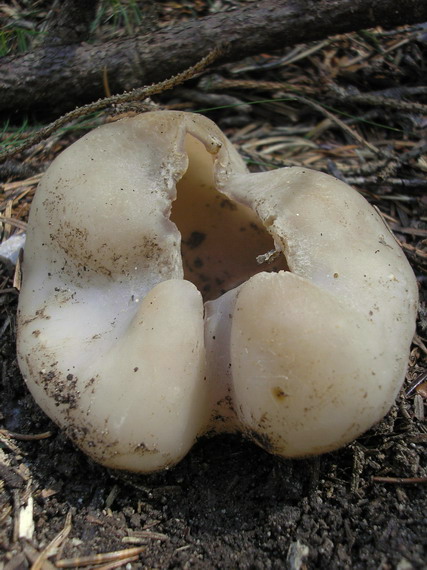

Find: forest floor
<box><xmin>0</xmin><ymin>1</ymin><xmax>426</xmax><ymax>569</ymax></box>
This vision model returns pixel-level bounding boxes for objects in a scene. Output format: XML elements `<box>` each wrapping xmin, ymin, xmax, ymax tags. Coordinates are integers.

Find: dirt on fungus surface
<box><xmin>1</xmin><ymin>3</ymin><xmax>427</xmax><ymax>567</ymax></box>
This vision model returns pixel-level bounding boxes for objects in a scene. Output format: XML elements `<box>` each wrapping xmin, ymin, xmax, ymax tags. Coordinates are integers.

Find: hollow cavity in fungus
<box><xmin>170</xmin><ymin>134</ymin><xmax>287</xmax><ymax>302</ymax></box>
<box><xmin>17</xmin><ymin>111</ymin><xmax>418</xmax><ymax>473</ymax></box>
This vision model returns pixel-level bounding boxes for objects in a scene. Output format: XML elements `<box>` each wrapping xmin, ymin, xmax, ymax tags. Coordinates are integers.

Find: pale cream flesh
<box><xmin>17</xmin><ymin>111</ymin><xmax>418</xmax><ymax>472</ymax></box>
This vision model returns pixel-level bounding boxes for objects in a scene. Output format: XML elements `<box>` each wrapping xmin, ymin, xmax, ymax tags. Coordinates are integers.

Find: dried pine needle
<box><xmin>31</xmin><ymin>512</ymin><xmax>72</xmax><ymax>570</ymax></box>
<box><xmin>56</xmin><ymin>546</ymin><xmax>146</xmax><ymax>568</ymax></box>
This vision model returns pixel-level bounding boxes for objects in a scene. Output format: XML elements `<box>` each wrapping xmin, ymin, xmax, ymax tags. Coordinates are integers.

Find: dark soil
<box><xmin>1</xmin><ymin>330</ymin><xmax>426</xmax><ymax>569</ymax></box>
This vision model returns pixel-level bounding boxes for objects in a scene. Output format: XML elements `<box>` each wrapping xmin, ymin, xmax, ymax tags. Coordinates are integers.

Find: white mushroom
<box><xmin>17</xmin><ymin>111</ymin><xmax>418</xmax><ymax>472</ymax></box>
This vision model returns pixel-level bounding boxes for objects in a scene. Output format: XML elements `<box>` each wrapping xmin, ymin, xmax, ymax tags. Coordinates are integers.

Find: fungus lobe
<box><xmin>17</xmin><ymin>112</ymin><xmax>418</xmax><ymax>472</ymax></box>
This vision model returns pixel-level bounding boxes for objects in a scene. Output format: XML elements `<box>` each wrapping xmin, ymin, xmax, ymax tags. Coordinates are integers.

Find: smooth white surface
<box><xmin>17</xmin><ymin>111</ymin><xmax>418</xmax><ymax>471</ymax></box>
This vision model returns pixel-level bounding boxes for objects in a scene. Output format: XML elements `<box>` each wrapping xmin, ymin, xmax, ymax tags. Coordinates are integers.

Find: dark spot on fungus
<box><xmin>186</xmin><ymin>231</ymin><xmax>206</xmax><ymax>249</ymax></box>
<box><xmin>272</xmin><ymin>386</ymin><xmax>287</xmax><ymax>401</ymax></box>
<box><xmin>220</xmin><ymin>198</ymin><xmax>237</xmax><ymax>210</ymax></box>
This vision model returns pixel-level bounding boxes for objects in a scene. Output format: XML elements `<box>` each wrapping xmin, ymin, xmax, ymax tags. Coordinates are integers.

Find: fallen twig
<box><xmin>0</xmin><ymin>47</ymin><xmax>223</xmax><ymax>163</ymax></box>
<box><xmin>372</xmin><ymin>476</ymin><xmax>427</xmax><ymax>484</ymax></box>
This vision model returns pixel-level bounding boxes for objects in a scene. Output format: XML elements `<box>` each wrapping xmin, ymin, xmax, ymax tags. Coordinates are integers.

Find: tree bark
<box><xmin>1</xmin><ymin>0</ymin><xmax>426</xmax><ymax>116</ymax></box>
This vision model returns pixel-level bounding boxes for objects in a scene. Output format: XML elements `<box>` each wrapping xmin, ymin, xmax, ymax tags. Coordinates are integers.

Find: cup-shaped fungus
<box><xmin>17</xmin><ymin>111</ymin><xmax>418</xmax><ymax>472</ymax></box>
